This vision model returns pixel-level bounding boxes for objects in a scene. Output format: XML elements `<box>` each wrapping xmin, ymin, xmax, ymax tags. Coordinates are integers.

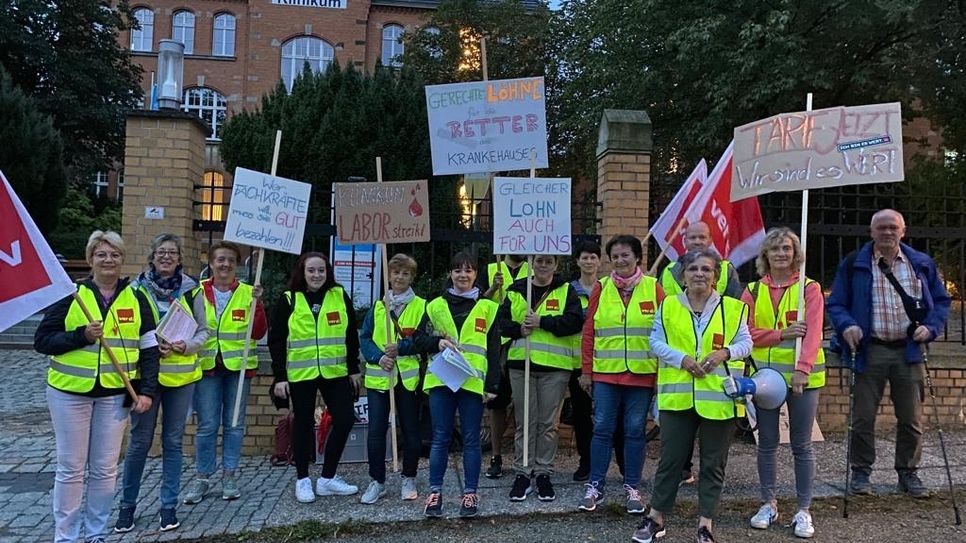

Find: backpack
<box><xmin>270</xmin><ymin>413</ymin><xmax>295</xmax><ymax>466</ymax></box>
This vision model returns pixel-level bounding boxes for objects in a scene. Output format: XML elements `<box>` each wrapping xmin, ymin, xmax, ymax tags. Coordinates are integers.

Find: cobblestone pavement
<box><xmin>3</xmin><ymin>349</ymin><xmax>964</xmax><ymax>543</ymax></box>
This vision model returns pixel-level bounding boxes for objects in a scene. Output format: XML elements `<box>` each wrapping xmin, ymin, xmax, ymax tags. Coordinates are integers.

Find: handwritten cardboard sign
<box><xmin>334</xmin><ymin>180</ymin><xmax>430</xmax><ymax>244</ymax></box>
<box><xmin>425</xmin><ymin>77</ymin><xmax>549</xmax><ymax>176</ymax></box>
<box><xmin>492</xmin><ymin>177</ymin><xmax>571</xmax><ymax>255</ymax></box>
<box><xmin>731</xmin><ymin>102</ymin><xmax>904</xmax><ymax>201</ymax></box>
<box><xmin>224</xmin><ymin>167</ymin><xmax>311</xmax><ymax>254</ymax></box>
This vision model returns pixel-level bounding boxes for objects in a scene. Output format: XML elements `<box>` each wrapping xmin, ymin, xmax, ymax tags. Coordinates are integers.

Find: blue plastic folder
<box><xmin>428</xmin><ymin>347</ymin><xmax>476</xmax><ymax>392</ymax></box>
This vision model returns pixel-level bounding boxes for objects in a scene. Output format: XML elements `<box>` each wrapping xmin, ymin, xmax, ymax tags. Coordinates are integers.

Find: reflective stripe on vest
<box><xmin>285</xmin><ymin>288</ymin><xmax>349</xmax><ymax>382</ymax></box>
<box><xmin>138</xmin><ymin>285</ymin><xmax>202</xmax><ymax>387</ymax></box>
<box><xmin>197</xmin><ymin>281</ymin><xmax>258</xmax><ymax>371</ymax></box>
<box><xmin>49</xmin><ymin>284</ymin><xmax>141</xmax><ymax>392</ymax></box>
<box><xmin>749</xmin><ymin>280</ymin><xmax>826</xmax><ymax>389</ymax></box>
<box><xmin>657</xmin><ymin>294</ymin><xmax>747</xmax><ymax>420</ymax></box>
<box><xmin>506</xmin><ymin>284</ymin><xmax>575</xmax><ymax>370</ymax></box>
<box><xmin>423</xmin><ymin>297</ymin><xmax>497</xmax><ymax>395</ymax></box>
<box><xmin>365</xmin><ymin>297</ymin><xmax>427</xmax><ymax>391</ymax></box>
<box><xmin>660</xmin><ymin>261</ymin><xmax>730</xmax><ymax>296</ymax></box>
<box><xmin>591</xmin><ymin>276</ymin><xmax>658</xmax><ymax>375</ymax></box>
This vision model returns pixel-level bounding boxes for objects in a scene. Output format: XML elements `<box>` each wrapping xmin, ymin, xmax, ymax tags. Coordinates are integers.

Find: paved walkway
<box><xmin>3</xmin><ymin>350</ymin><xmax>965</xmax><ymax>543</ymax></box>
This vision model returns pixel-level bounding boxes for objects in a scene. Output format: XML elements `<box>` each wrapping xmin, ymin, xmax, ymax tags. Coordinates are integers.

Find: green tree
<box><xmin>47</xmin><ymin>185</ymin><xmax>122</xmax><ymax>258</ymax></box>
<box><xmin>0</xmin><ymin>0</ymin><xmax>143</xmax><ymax>178</ymax></box>
<box><xmin>0</xmin><ymin>67</ymin><xmax>66</xmax><ymax>233</ymax></box>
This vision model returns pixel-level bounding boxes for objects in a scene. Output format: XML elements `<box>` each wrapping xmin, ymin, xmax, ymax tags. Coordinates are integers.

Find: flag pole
<box><xmin>794</xmin><ymin>94</ymin><xmax>813</xmax><ymax>365</ymax></box>
<box><xmin>72</xmin><ymin>293</ymin><xmax>139</xmax><ymax>404</ymax></box>
<box><xmin>377</xmin><ymin>156</ymin><xmax>400</xmax><ymax>473</ymax></box>
<box><xmin>231</xmin><ymin>129</ymin><xmax>281</xmax><ymax>427</ymax></box>
<box><xmin>646</xmin><ymin>214</ymin><xmax>689</xmax><ymax>276</ymax></box>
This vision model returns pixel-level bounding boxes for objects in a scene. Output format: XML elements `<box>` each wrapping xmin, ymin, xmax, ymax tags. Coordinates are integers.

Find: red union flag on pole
<box><xmin>650</xmin><ymin>160</ymin><xmax>707</xmax><ymax>261</ymax></box>
<box><xmin>0</xmin><ymin>170</ymin><xmax>76</xmax><ymax>333</ymax></box>
<box><xmin>658</xmin><ymin>142</ymin><xmax>766</xmax><ymax>267</ymax></box>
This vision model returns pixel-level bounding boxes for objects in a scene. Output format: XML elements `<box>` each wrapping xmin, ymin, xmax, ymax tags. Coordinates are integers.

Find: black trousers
<box><xmin>290</xmin><ymin>376</ymin><xmax>355</xmax><ymax>479</ymax></box>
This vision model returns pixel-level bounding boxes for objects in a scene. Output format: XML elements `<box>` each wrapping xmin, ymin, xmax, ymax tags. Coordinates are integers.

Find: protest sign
<box><xmin>425</xmin><ymin>76</ymin><xmax>549</xmax><ymax>176</ymax></box>
<box><xmin>333</xmin><ymin>180</ymin><xmax>430</xmax><ymax>244</ymax></box>
<box><xmin>732</xmin><ymin>102</ymin><xmax>904</xmax><ymax>201</ymax></box>
<box><xmin>223</xmin><ymin>167</ymin><xmax>312</xmax><ymax>255</ymax></box>
<box><xmin>492</xmin><ymin>177</ymin><xmax>571</xmax><ymax>255</ymax></box>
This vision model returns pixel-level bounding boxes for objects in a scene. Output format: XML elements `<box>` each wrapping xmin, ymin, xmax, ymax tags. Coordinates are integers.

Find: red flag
<box><xmin>0</xmin><ymin>170</ymin><xmax>75</xmax><ymax>333</ymax></box>
<box><xmin>684</xmin><ymin>142</ymin><xmax>766</xmax><ymax>267</ymax></box>
<box><xmin>650</xmin><ymin>160</ymin><xmax>707</xmax><ymax>262</ymax></box>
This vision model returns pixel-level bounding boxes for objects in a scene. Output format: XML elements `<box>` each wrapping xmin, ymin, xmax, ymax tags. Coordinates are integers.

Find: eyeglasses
<box><xmin>93</xmin><ymin>251</ymin><xmax>122</xmax><ymax>261</ymax></box>
<box><xmin>154</xmin><ymin>249</ymin><xmax>180</xmax><ymax>257</ymax></box>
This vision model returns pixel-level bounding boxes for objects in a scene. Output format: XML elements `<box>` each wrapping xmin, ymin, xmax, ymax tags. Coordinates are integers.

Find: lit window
<box><xmin>280</xmin><ymin>36</ymin><xmax>334</xmax><ymax>91</ymax></box>
<box><xmin>381</xmin><ymin>24</ymin><xmax>404</xmax><ymax>67</ymax></box>
<box><xmin>131</xmin><ymin>8</ymin><xmax>154</xmax><ymax>52</ymax></box>
<box><xmin>172</xmin><ymin>11</ymin><xmax>195</xmax><ymax>55</ymax></box>
<box><xmin>182</xmin><ymin>87</ymin><xmax>227</xmax><ymax>141</ymax></box>
<box><xmin>92</xmin><ymin>171</ymin><xmax>109</xmax><ymax>198</ymax></box>
<box><xmin>213</xmin><ymin>13</ymin><xmax>236</xmax><ymax>57</ymax></box>
<box><xmin>200</xmin><ymin>172</ymin><xmax>229</xmax><ymax>221</ymax></box>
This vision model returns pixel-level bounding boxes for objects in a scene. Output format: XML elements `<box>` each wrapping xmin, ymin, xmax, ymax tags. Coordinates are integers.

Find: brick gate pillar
<box><xmin>120</xmin><ymin>110</ymin><xmax>209</xmax><ymax>277</ymax></box>
<box><xmin>596</xmin><ymin>109</ymin><xmax>653</xmax><ymax>266</ymax></box>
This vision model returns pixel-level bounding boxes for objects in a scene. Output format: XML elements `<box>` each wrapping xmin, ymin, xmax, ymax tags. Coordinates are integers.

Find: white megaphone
<box><xmin>723</xmin><ymin>367</ymin><xmax>788</xmax><ymax>410</ymax></box>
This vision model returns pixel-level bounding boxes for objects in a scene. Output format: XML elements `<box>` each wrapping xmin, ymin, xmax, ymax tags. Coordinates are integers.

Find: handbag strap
<box><xmin>876</xmin><ymin>258</ymin><xmax>926</xmax><ymax>325</ymax></box>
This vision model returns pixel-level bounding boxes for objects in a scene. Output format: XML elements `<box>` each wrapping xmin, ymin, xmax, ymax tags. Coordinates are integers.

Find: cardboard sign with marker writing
<box><xmin>334</xmin><ymin>180</ymin><xmax>430</xmax><ymax>245</ymax></box>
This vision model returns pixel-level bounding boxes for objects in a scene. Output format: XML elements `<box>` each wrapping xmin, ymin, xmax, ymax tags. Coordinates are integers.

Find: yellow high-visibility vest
<box><xmin>197</xmin><ymin>281</ymin><xmax>258</xmax><ymax>371</ymax></box>
<box><xmin>748</xmin><ymin>280</ymin><xmax>826</xmax><ymax>389</ymax></box>
<box><xmin>591</xmin><ymin>276</ymin><xmax>659</xmax><ymax>375</ymax></box>
<box><xmin>487</xmin><ymin>260</ymin><xmax>530</xmax><ymax>304</ymax></box>
<box><xmin>423</xmin><ymin>297</ymin><xmax>497</xmax><ymax>395</ymax></box>
<box><xmin>366</xmin><ymin>297</ymin><xmax>427</xmax><ymax>391</ymax></box>
<box><xmin>506</xmin><ymin>284</ymin><xmax>574</xmax><ymax>370</ymax></box>
<box><xmin>284</xmin><ymin>288</ymin><xmax>349</xmax><ymax>382</ymax></box>
<box><xmin>138</xmin><ymin>285</ymin><xmax>201</xmax><ymax>388</ymax></box>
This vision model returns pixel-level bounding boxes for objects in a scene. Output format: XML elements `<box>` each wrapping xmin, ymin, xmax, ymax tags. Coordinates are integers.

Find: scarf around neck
<box><xmin>387</xmin><ymin>287</ymin><xmax>415</xmax><ymax>315</ymax></box>
<box><xmin>143</xmin><ymin>265</ymin><xmax>184</xmax><ymax>302</ymax></box>
<box><xmin>610</xmin><ymin>267</ymin><xmax>643</xmax><ymax>295</ymax></box>
<box><xmin>447</xmin><ymin>286</ymin><xmax>480</xmax><ymax>300</ymax></box>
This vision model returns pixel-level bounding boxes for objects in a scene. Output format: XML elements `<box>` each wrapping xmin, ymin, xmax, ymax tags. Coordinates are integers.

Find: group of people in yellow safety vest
<box><xmin>36</xmin><ymin>219</ymin><xmax>834</xmax><ymax>543</ymax></box>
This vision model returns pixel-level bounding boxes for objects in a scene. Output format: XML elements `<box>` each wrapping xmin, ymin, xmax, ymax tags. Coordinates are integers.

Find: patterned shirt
<box><xmin>870</xmin><ymin>249</ymin><xmax>922</xmax><ymax>341</ymax></box>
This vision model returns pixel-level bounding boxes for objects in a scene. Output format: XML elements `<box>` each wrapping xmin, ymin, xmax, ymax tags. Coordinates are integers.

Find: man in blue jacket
<box><xmin>827</xmin><ymin>209</ymin><xmax>950</xmax><ymax>498</ymax></box>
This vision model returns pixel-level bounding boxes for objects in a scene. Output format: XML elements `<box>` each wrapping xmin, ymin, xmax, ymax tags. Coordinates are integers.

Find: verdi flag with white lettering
<box><xmin>0</xmin><ymin>170</ymin><xmax>75</xmax><ymax>333</ymax></box>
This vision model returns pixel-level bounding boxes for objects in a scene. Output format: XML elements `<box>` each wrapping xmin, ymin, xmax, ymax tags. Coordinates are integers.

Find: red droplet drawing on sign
<box><xmin>408</xmin><ymin>185</ymin><xmax>423</xmax><ymax>217</ymax></box>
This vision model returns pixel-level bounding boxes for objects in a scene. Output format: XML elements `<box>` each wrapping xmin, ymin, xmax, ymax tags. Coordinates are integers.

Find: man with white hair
<box><xmin>828</xmin><ymin>209</ymin><xmax>950</xmax><ymax>497</ymax></box>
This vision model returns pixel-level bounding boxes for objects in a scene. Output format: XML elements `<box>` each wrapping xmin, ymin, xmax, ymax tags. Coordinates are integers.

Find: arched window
<box><xmin>381</xmin><ymin>24</ymin><xmax>404</xmax><ymax>67</ymax></box>
<box><xmin>213</xmin><ymin>13</ymin><xmax>236</xmax><ymax>57</ymax></box>
<box><xmin>172</xmin><ymin>10</ymin><xmax>195</xmax><ymax>54</ymax></box>
<box><xmin>280</xmin><ymin>36</ymin><xmax>334</xmax><ymax>91</ymax></box>
<box><xmin>200</xmin><ymin>171</ymin><xmax>229</xmax><ymax>221</ymax></box>
<box><xmin>130</xmin><ymin>8</ymin><xmax>154</xmax><ymax>52</ymax></box>
<box><xmin>182</xmin><ymin>87</ymin><xmax>227</xmax><ymax>141</ymax></box>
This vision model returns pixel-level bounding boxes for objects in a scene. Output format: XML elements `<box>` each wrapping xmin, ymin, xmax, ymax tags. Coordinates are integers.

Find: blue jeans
<box><xmin>367</xmin><ymin>382</ymin><xmax>421</xmax><ymax>482</ymax></box>
<box><xmin>121</xmin><ymin>383</ymin><xmax>195</xmax><ymax>509</ymax></box>
<box><xmin>194</xmin><ymin>370</ymin><xmax>252</xmax><ymax>475</ymax></box>
<box><xmin>428</xmin><ymin>387</ymin><xmax>484</xmax><ymax>493</ymax></box>
<box><xmin>590</xmin><ymin>382</ymin><xmax>653</xmax><ymax>490</ymax></box>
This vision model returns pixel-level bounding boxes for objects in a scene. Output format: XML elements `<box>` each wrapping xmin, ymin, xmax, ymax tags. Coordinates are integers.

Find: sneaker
<box><xmin>182</xmin><ymin>478</ymin><xmax>210</xmax><ymax>505</ymax></box>
<box><xmin>400</xmin><ymin>476</ymin><xmax>418</xmax><ymax>501</ymax></box>
<box><xmin>222</xmin><ymin>471</ymin><xmax>241</xmax><ymax>500</ymax></box>
<box><xmin>750</xmin><ymin>503</ymin><xmax>778</xmax><ymax>529</ymax></box>
<box><xmin>535</xmin><ymin>474</ymin><xmax>555</xmax><ymax>501</ymax></box>
<box><xmin>509</xmin><ymin>474</ymin><xmax>532</xmax><ymax>501</ymax></box>
<box><xmin>696</xmin><ymin>526</ymin><xmax>716</xmax><ymax>543</ymax></box>
<box><xmin>625</xmin><ymin>484</ymin><xmax>645</xmax><ymax>514</ymax></box>
<box><xmin>459</xmin><ymin>492</ymin><xmax>479</xmax><ymax>518</ymax></box>
<box><xmin>424</xmin><ymin>491</ymin><xmax>443</xmax><ymax>517</ymax></box>
<box><xmin>680</xmin><ymin>470</ymin><xmax>696</xmax><ymax>485</ymax></box>
<box><xmin>578</xmin><ymin>482</ymin><xmax>604</xmax><ymax>511</ymax></box>
<box><xmin>573</xmin><ymin>463</ymin><xmax>590</xmax><ymax>482</ymax></box>
<box><xmin>632</xmin><ymin>516</ymin><xmax>666</xmax><ymax>543</ymax></box>
<box><xmin>898</xmin><ymin>471</ymin><xmax>929</xmax><ymax>498</ymax></box>
<box><xmin>849</xmin><ymin>470</ymin><xmax>872</xmax><ymax>495</ymax></box>
<box><xmin>792</xmin><ymin>509</ymin><xmax>815</xmax><ymax>538</ymax></box>
<box><xmin>360</xmin><ymin>480</ymin><xmax>387</xmax><ymax>504</ymax></box>
<box><xmin>316</xmin><ymin>475</ymin><xmax>359</xmax><ymax>496</ymax></box>
<box><xmin>485</xmin><ymin>455</ymin><xmax>503</xmax><ymax>479</ymax></box>
<box><xmin>295</xmin><ymin>477</ymin><xmax>316</xmax><ymax>503</ymax></box>
<box><xmin>158</xmin><ymin>508</ymin><xmax>180</xmax><ymax>532</ymax></box>
<box><xmin>114</xmin><ymin>505</ymin><xmax>135</xmax><ymax>533</ymax></box>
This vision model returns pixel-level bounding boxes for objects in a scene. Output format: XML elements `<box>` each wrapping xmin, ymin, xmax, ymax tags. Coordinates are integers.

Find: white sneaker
<box><xmin>360</xmin><ymin>480</ymin><xmax>387</xmax><ymax>504</ymax></box>
<box><xmin>295</xmin><ymin>477</ymin><xmax>315</xmax><ymax>503</ymax></box>
<box><xmin>792</xmin><ymin>509</ymin><xmax>815</xmax><ymax>538</ymax></box>
<box><xmin>400</xmin><ymin>476</ymin><xmax>418</xmax><ymax>500</ymax></box>
<box><xmin>315</xmin><ymin>475</ymin><xmax>359</xmax><ymax>496</ymax></box>
<box><xmin>750</xmin><ymin>503</ymin><xmax>778</xmax><ymax>529</ymax></box>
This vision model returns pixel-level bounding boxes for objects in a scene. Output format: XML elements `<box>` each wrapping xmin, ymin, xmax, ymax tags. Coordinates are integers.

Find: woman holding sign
<box><xmin>359</xmin><ymin>253</ymin><xmax>426</xmax><ymax>504</ymax></box>
<box><xmin>401</xmin><ymin>251</ymin><xmax>501</xmax><ymax>518</ymax></box>
<box><xmin>269</xmin><ymin>251</ymin><xmax>361</xmax><ymax>504</ymax></box>
<box><xmin>116</xmin><ymin>234</ymin><xmax>208</xmax><ymax>533</ymax></box>
<box><xmin>742</xmin><ymin>228</ymin><xmax>825</xmax><ymax>539</ymax></box>
<box><xmin>35</xmin><ymin>230</ymin><xmax>159</xmax><ymax>543</ymax></box>
<box><xmin>183</xmin><ymin>241</ymin><xmax>266</xmax><ymax>505</ymax></box>
<box><xmin>498</xmin><ymin>254</ymin><xmax>583</xmax><ymax>502</ymax></box>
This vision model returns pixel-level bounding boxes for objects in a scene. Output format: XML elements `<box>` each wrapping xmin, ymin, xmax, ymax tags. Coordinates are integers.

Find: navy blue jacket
<box><xmin>827</xmin><ymin>242</ymin><xmax>950</xmax><ymax>373</ymax></box>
